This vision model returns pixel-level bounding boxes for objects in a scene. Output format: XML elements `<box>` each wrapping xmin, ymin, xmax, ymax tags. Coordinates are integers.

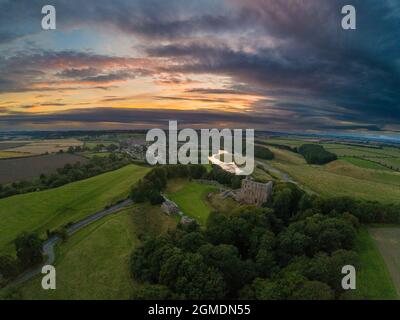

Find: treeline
<box><xmin>66</xmin><ymin>143</ymin><xmax>118</xmax><ymax>153</ymax></box>
<box><xmin>305</xmin><ymin>195</ymin><xmax>400</xmax><ymax>224</ymax></box>
<box><xmin>129</xmin><ymin>182</ymin><xmax>361</xmax><ymax>300</ymax></box>
<box><xmin>0</xmin><ymin>154</ymin><xmax>131</xmax><ymax>199</ymax></box>
<box><xmin>0</xmin><ymin>233</ymin><xmax>43</xmax><ymax>286</ymax></box>
<box><xmin>298</xmin><ymin>144</ymin><xmax>337</xmax><ymax>165</ymax></box>
<box><xmin>204</xmin><ymin>165</ymin><xmax>244</xmax><ymax>188</ymax></box>
<box><xmin>254</xmin><ymin>146</ymin><xmax>274</xmax><ymax>160</ymax></box>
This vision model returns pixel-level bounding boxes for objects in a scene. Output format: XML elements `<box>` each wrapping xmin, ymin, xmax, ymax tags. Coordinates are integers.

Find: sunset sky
<box><xmin>0</xmin><ymin>0</ymin><xmax>399</xmax><ymax>134</ymax></box>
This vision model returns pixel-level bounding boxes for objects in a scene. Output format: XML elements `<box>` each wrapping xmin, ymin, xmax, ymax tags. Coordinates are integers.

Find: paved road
<box><xmin>5</xmin><ymin>199</ymin><xmax>133</xmax><ymax>288</ymax></box>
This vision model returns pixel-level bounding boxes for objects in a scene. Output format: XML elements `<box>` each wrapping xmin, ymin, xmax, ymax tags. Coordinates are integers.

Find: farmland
<box><xmin>340</xmin><ymin>157</ymin><xmax>389</xmax><ymax>171</ymax></box>
<box><xmin>0</xmin><ymin>142</ymin><xmax>29</xmax><ymax>150</ymax></box>
<box><xmin>0</xmin><ymin>164</ymin><xmax>150</xmax><ymax>255</ymax></box>
<box><xmin>1</xmin><ymin>139</ymin><xmax>83</xmax><ymax>156</ymax></box>
<box><xmin>256</xmin><ymin>138</ymin><xmax>400</xmax><ymax>203</ymax></box>
<box><xmin>0</xmin><ymin>154</ymin><xmax>89</xmax><ymax>184</ymax></box>
<box><xmin>0</xmin><ymin>151</ymin><xmax>31</xmax><ymax>159</ymax></box>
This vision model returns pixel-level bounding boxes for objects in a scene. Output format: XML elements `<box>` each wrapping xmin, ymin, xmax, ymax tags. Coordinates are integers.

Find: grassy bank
<box><xmin>0</xmin><ymin>164</ymin><xmax>150</xmax><ymax>255</ymax></box>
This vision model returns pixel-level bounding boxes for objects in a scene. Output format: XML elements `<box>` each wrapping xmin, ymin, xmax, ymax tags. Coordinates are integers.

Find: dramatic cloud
<box><xmin>0</xmin><ymin>0</ymin><xmax>399</xmax><ymax>134</ymax></box>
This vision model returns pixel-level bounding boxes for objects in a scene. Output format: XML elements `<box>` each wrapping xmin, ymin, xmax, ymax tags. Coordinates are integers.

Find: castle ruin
<box><xmin>235</xmin><ymin>177</ymin><xmax>273</xmax><ymax>207</ymax></box>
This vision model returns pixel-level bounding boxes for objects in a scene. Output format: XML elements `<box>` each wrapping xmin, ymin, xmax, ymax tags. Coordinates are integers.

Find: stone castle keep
<box><xmin>235</xmin><ymin>177</ymin><xmax>273</xmax><ymax>207</ymax></box>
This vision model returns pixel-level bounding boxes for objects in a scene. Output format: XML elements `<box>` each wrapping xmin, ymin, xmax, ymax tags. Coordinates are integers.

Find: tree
<box><xmin>14</xmin><ymin>233</ymin><xmax>43</xmax><ymax>269</ymax></box>
<box><xmin>272</xmin><ymin>188</ymin><xmax>295</xmax><ymax>222</ymax></box>
<box><xmin>198</xmin><ymin>243</ymin><xmax>253</xmax><ymax>296</ymax></box>
<box><xmin>130</xmin><ymin>237</ymin><xmax>178</xmax><ymax>283</ymax></box>
<box><xmin>149</xmin><ymin>192</ymin><xmax>164</xmax><ymax>205</ymax></box>
<box><xmin>290</xmin><ymin>280</ymin><xmax>334</xmax><ymax>300</ymax></box>
<box><xmin>106</xmin><ymin>144</ymin><xmax>119</xmax><ymax>152</ymax></box>
<box><xmin>298</xmin><ymin>144</ymin><xmax>337</xmax><ymax>165</ymax></box>
<box><xmin>254</xmin><ymin>231</ymin><xmax>277</xmax><ymax>277</ymax></box>
<box><xmin>159</xmin><ymin>251</ymin><xmax>226</xmax><ymax>299</ymax></box>
<box><xmin>254</xmin><ymin>146</ymin><xmax>274</xmax><ymax>160</ymax></box>
<box><xmin>177</xmin><ymin>232</ymin><xmax>206</xmax><ymax>252</ymax></box>
<box><xmin>131</xmin><ymin>284</ymin><xmax>172</xmax><ymax>300</ymax></box>
<box><xmin>188</xmin><ymin>164</ymin><xmax>207</xmax><ymax>179</ymax></box>
<box><xmin>0</xmin><ymin>255</ymin><xmax>19</xmax><ymax>279</ymax></box>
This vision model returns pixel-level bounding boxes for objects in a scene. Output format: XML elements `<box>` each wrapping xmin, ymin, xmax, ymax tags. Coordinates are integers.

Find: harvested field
<box><xmin>369</xmin><ymin>228</ymin><xmax>400</xmax><ymax>297</ymax></box>
<box><xmin>0</xmin><ymin>154</ymin><xmax>88</xmax><ymax>184</ymax></box>
<box><xmin>0</xmin><ymin>142</ymin><xmax>28</xmax><ymax>150</ymax></box>
<box><xmin>5</xmin><ymin>139</ymin><xmax>83</xmax><ymax>155</ymax></box>
<box><xmin>0</xmin><ymin>151</ymin><xmax>32</xmax><ymax>159</ymax></box>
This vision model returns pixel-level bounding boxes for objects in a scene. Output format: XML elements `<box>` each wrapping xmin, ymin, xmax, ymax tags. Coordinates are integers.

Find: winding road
<box><xmin>5</xmin><ymin>199</ymin><xmax>133</xmax><ymax>288</ymax></box>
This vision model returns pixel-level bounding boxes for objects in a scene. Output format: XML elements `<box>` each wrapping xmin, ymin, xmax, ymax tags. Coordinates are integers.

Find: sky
<box><xmin>0</xmin><ymin>0</ymin><xmax>399</xmax><ymax>134</ymax></box>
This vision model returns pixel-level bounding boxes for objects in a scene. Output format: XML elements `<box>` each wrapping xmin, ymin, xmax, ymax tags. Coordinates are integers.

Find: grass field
<box><xmin>10</xmin><ymin>210</ymin><xmax>137</xmax><ymax>300</ymax></box>
<box><xmin>261</xmin><ymin>144</ymin><xmax>400</xmax><ymax>203</ymax></box>
<box><xmin>341</xmin><ymin>157</ymin><xmax>390</xmax><ymax>171</ymax></box>
<box><xmin>0</xmin><ymin>164</ymin><xmax>150</xmax><ymax>255</ymax></box>
<box><xmin>369</xmin><ymin>228</ymin><xmax>400</xmax><ymax>297</ymax></box>
<box><xmin>1</xmin><ymin>203</ymin><xmax>177</xmax><ymax>300</ymax></box>
<box><xmin>167</xmin><ymin>180</ymin><xmax>217</xmax><ymax>225</ymax></box>
<box><xmin>365</xmin><ymin>157</ymin><xmax>400</xmax><ymax>171</ymax></box>
<box><xmin>273</xmin><ymin>161</ymin><xmax>400</xmax><ymax>203</ymax></box>
<box><xmin>207</xmin><ymin>193</ymin><xmax>240</xmax><ymax>216</ymax></box>
<box><xmin>325</xmin><ymin>161</ymin><xmax>400</xmax><ymax>187</ymax></box>
<box><xmin>344</xmin><ymin>228</ymin><xmax>398</xmax><ymax>300</ymax></box>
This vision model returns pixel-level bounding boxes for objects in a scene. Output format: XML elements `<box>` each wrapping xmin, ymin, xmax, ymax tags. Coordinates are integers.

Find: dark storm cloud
<box><xmin>0</xmin><ymin>50</ymin><xmax>151</xmax><ymax>92</ymax></box>
<box><xmin>0</xmin><ymin>0</ymin><xmax>399</xmax><ymax>132</ymax></box>
<box><xmin>146</xmin><ymin>0</ymin><xmax>400</xmax><ymax>125</ymax></box>
<box><xmin>0</xmin><ymin>107</ymin><xmax>381</xmax><ymax>133</ymax></box>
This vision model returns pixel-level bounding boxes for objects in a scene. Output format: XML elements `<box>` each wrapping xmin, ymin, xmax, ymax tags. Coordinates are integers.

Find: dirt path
<box><xmin>369</xmin><ymin>228</ymin><xmax>400</xmax><ymax>297</ymax></box>
<box><xmin>256</xmin><ymin>160</ymin><xmax>297</xmax><ymax>184</ymax></box>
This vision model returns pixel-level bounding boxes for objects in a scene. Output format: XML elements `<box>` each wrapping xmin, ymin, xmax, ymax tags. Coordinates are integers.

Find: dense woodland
<box><xmin>130</xmin><ymin>183</ymin><xmax>360</xmax><ymax>300</ymax></box>
<box><xmin>129</xmin><ymin>168</ymin><xmax>400</xmax><ymax>300</ymax></box>
<box><xmin>254</xmin><ymin>146</ymin><xmax>275</xmax><ymax>160</ymax></box>
<box><xmin>298</xmin><ymin>144</ymin><xmax>337</xmax><ymax>165</ymax></box>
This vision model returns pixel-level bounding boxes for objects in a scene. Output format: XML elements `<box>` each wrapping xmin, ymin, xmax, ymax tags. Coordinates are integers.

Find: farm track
<box><xmin>369</xmin><ymin>228</ymin><xmax>400</xmax><ymax>297</ymax></box>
